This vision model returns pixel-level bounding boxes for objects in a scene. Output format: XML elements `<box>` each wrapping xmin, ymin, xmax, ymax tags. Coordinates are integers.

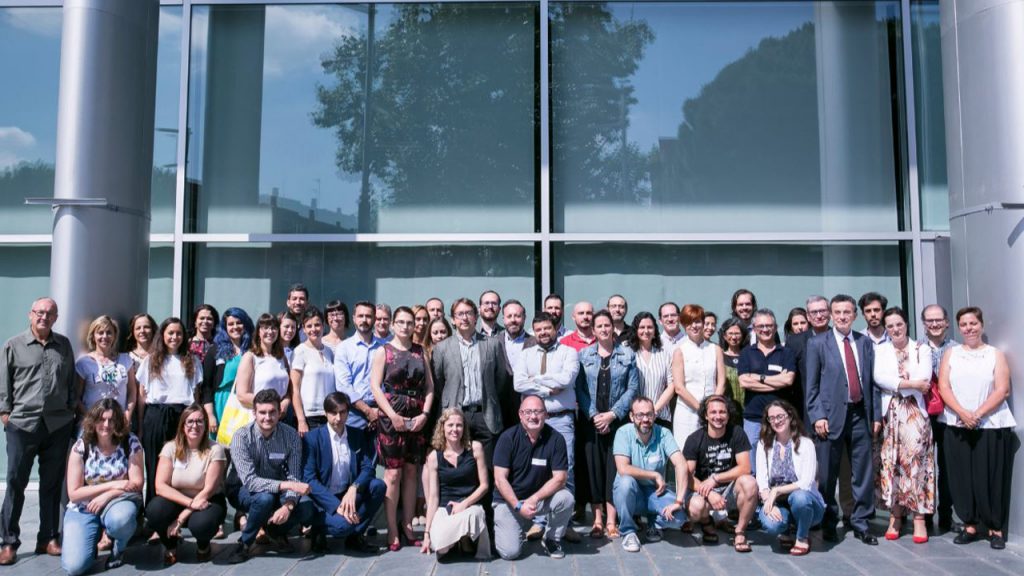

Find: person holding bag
<box><xmin>61</xmin><ymin>399</ymin><xmax>143</xmax><ymax>575</ymax></box>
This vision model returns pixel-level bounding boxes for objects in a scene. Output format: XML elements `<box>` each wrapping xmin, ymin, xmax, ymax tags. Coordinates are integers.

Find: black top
<box><xmin>492</xmin><ymin>424</ymin><xmax>568</xmax><ymax>502</ymax></box>
<box><xmin>737</xmin><ymin>344</ymin><xmax>797</xmax><ymax>421</ymax></box>
<box><xmin>437</xmin><ymin>448</ymin><xmax>479</xmax><ymax>505</ymax></box>
<box><xmin>596</xmin><ymin>356</ymin><xmax>612</xmax><ymax>412</ymax></box>
<box><xmin>682</xmin><ymin>425</ymin><xmax>751</xmax><ymax>482</ymax></box>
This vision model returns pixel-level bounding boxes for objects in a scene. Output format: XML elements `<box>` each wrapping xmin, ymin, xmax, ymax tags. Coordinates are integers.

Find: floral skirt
<box><xmin>876</xmin><ymin>395</ymin><xmax>935</xmax><ymax>514</ymax></box>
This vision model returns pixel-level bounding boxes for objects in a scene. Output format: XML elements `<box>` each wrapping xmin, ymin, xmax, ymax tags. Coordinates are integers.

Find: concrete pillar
<box><xmin>941</xmin><ymin>0</ymin><xmax>1024</xmax><ymax>541</ymax></box>
<box><xmin>50</xmin><ymin>0</ymin><xmax>159</xmax><ymax>347</ymax></box>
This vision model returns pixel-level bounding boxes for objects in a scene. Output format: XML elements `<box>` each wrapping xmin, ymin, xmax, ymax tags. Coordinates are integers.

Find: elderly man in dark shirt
<box><xmin>0</xmin><ymin>297</ymin><xmax>76</xmax><ymax>565</ymax></box>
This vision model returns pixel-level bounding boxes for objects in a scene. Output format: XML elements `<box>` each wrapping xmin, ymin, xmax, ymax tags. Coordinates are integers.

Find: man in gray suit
<box><xmin>431</xmin><ymin>297</ymin><xmax>511</xmax><ymax>466</ymax></box>
<box><xmin>805</xmin><ymin>294</ymin><xmax>881</xmax><ymax>545</ymax></box>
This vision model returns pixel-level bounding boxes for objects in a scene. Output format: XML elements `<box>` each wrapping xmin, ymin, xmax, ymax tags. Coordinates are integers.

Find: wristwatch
<box><xmin>515</xmin><ymin>500</ymin><xmax>524</xmax><ymax>511</ymax></box>
<box><xmin>759</xmin><ymin>374</ymin><xmax>766</xmax><ymax>384</ymax></box>
<box><xmin>285</xmin><ymin>500</ymin><xmax>296</xmax><ymax>511</ymax></box>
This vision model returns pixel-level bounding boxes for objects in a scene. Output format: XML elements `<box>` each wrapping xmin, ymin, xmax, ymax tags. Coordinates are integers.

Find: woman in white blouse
<box><xmin>235</xmin><ymin>313</ymin><xmax>291</xmax><ymax>410</ymax></box>
<box><xmin>290</xmin><ymin>307</ymin><xmax>336</xmax><ymax>436</ymax></box>
<box><xmin>672</xmin><ymin>304</ymin><xmax>726</xmax><ymax>448</ymax></box>
<box><xmin>938</xmin><ymin>306</ymin><xmax>1017</xmax><ymax>550</ymax></box>
<box><xmin>872</xmin><ymin>307</ymin><xmax>934</xmax><ymax>543</ymax></box>
<box><xmin>627</xmin><ymin>311</ymin><xmax>675</xmax><ymax>427</ymax></box>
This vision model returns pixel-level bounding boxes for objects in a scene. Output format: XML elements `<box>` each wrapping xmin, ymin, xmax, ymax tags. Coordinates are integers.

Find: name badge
<box><xmin>173</xmin><ymin>459</ymin><xmax>188</xmax><ymax>470</ymax></box>
<box><xmin>768</xmin><ymin>364</ymin><xmax>783</xmax><ymax>373</ymax></box>
<box><xmin>269</xmin><ymin>452</ymin><xmax>286</xmax><ymax>461</ymax></box>
<box><xmin>531</xmin><ymin>458</ymin><xmax>547</xmax><ymax>467</ymax></box>
<box><xmin>647</xmin><ymin>455</ymin><xmax>662</xmax><ymax>465</ymax></box>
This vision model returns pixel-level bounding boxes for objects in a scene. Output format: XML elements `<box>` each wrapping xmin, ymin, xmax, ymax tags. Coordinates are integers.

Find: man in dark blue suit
<box><xmin>303</xmin><ymin>392</ymin><xmax>385</xmax><ymax>553</ymax></box>
<box><xmin>804</xmin><ymin>294</ymin><xmax>881</xmax><ymax>545</ymax></box>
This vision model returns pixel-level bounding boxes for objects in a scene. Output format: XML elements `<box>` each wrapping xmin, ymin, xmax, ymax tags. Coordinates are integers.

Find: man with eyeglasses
<box><xmin>431</xmin><ymin>297</ymin><xmax>510</xmax><ymax>466</ymax></box>
<box><xmin>785</xmin><ymin>295</ymin><xmax>832</xmax><ymax>415</ymax></box>
<box><xmin>737</xmin><ymin>308</ymin><xmax>796</xmax><ymax>470</ymax></box>
<box><xmin>477</xmin><ymin>290</ymin><xmax>504</xmax><ymax>339</ymax></box>
<box><xmin>492</xmin><ymin>395</ymin><xmax>574</xmax><ymax>560</ymax></box>
<box><xmin>918</xmin><ymin>304</ymin><xmax>956</xmax><ymax>533</ymax></box>
<box><xmin>611</xmin><ymin>396</ymin><xmax>687</xmax><ymax>553</ymax></box>
<box><xmin>658</xmin><ymin>302</ymin><xmax>685</xmax><ymax>355</ymax></box>
<box><xmin>0</xmin><ymin>298</ymin><xmax>76</xmax><ymax>565</ymax></box>
<box><xmin>373</xmin><ymin>304</ymin><xmax>393</xmax><ymax>343</ymax></box>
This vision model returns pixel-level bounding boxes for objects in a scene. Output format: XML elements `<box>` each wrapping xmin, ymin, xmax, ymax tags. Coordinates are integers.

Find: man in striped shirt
<box><xmin>228</xmin><ymin>389</ymin><xmax>320</xmax><ymax>563</ymax></box>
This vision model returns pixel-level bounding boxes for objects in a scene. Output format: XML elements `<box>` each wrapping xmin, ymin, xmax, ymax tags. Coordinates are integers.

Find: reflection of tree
<box><xmin>312</xmin><ymin>4</ymin><xmax>536</xmax><ymax>231</ymax></box>
<box><xmin>550</xmin><ymin>3</ymin><xmax>654</xmax><ymax>205</ymax></box>
<box><xmin>0</xmin><ymin>162</ymin><xmax>56</xmax><ymax>206</ymax></box>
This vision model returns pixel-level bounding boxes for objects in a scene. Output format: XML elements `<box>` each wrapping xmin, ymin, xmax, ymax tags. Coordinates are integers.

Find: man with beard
<box><xmin>477</xmin><ymin>290</ymin><xmax>504</xmax><ymax>338</ymax></box>
<box><xmin>559</xmin><ymin>301</ymin><xmax>596</xmax><ymax>352</ymax></box>
<box><xmin>334</xmin><ymin>301</ymin><xmax>386</xmax><ymax>432</ymax></box>
<box><xmin>544</xmin><ymin>294</ymin><xmax>567</xmax><ymax>338</ymax></box>
<box><xmin>607</xmin><ymin>294</ymin><xmax>633</xmax><ymax>344</ymax></box>
<box><xmin>858</xmin><ymin>292</ymin><xmax>890</xmax><ymax>346</ymax></box>
<box><xmin>501</xmin><ymin>299</ymin><xmax>531</xmax><ymax>436</ymax></box>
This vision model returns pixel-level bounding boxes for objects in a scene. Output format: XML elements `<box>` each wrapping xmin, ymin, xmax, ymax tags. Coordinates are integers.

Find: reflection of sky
<box><xmin>154</xmin><ymin>7</ymin><xmax>182</xmax><ymax>172</ymax></box>
<box><xmin>0</xmin><ymin>8</ymin><xmax>62</xmax><ymax>169</ymax></box>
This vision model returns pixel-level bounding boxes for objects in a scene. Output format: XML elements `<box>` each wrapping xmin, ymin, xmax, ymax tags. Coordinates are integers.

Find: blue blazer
<box><xmin>576</xmin><ymin>344</ymin><xmax>639</xmax><ymax>420</ymax></box>
<box><xmin>804</xmin><ymin>330</ymin><xmax>880</xmax><ymax>440</ymax></box>
<box><xmin>302</xmin><ymin>425</ymin><xmax>377</xmax><ymax>513</ymax></box>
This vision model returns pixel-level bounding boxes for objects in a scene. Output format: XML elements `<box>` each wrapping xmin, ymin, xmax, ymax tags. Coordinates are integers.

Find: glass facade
<box><xmin>911</xmin><ymin>0</ymin><xmax>948</xmax><ymax>231</ymax></box>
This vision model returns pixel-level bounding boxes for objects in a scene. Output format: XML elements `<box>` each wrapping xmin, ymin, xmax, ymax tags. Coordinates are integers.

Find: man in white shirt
<box><xmin>659</xmin><ymin>302</ymin><xmax>685</xmax><ymax>354</ymax></box>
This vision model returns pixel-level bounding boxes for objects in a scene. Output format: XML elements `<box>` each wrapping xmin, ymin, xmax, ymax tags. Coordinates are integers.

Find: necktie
<box><xmin>843</xmin><ymin>337</ymin><xmax>862</xmax><ymax>403</ymax></box>
<box><xmin>540</xmin><ymin>349</ymin><xmax>547</xmax><ymax>375</ymax></box>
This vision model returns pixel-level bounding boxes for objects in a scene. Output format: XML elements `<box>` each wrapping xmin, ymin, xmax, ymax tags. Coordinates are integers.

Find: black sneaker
<box><xmin>311</xmin><ymin>531</ymin><xmax>328</xmax><ymax>555</ymax></box>
<box><xmin>266</xmin><ymin>534</ymin><xmax>295</xmax><ymax>553</ymax></box>
<box><xmin>542</xmin><ymin>539</ymin><xmax>565</xmax><ymax>560</ymax></box>
<box><xmin>228</xmin><ymin>542</ymin><xmax>253</xmax><ymax>564</ymax></box>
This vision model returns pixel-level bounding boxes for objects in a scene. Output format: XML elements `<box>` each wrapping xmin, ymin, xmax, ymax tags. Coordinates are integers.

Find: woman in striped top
<box><xmin>627</xmin><ymin>312</ymin><xmax>674</xmax><ymax>428</ymax></box>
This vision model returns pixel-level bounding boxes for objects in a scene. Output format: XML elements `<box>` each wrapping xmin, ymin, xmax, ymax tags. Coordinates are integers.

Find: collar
<box><xmin>832</xmin><ymin>327</ymin><xmax>854</xmax><ymax>342</ymax></box>
<box><xmin>22</xmin><ymin>329</ymin><xmax>53</xmax><ymax>346</ymax></box>
<box><xmin>632</xmin><ymin>424</ymin><xmax>659</xmax><ymax>446</ymax></box>
<box><xmin>664</xmin><ymin>330</ymin><xmax>684</xmax><ymax>343</ymax></box>
<box><xmin>328</xmin><ymin>425</ymin><xmax>347</xmax><ymax>444</ymax></box>
<box><xmin>537</xmin><ymin>339</ymin><xmax>559</xmax><ymax>353</ymax></box>
<box><xmin>505</xmin><ymin>330</ymin><xmax>526</xmax><ymax>343</ymax></box>
<box><xmin>457</xmin><ymin>332</ymin><xmax>479</xmax><ymax>347</ymax></box>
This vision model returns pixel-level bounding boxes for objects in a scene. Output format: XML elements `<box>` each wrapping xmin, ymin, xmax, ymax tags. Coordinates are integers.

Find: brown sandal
<box><xmin>701</xmin><ymin>522</ymin><xmax>719</xmax><ymax>544</ymax></box>
<box><xmin>605</xmin><ymin>525</ymin><xmax>621</xmax><ymax>539</ymax></box>
<box><xmin>789</xmin><ymin>540</ymin><xmax>811</xmax><ymax>556</ymax></box>
<box><xmin>732</xmin><ymin>531</ymin><xmax>752</xmax><ymax>553</ymax></box>
<box><xmin>589</xmin><ymin>524</ymin><xmax>605</xmax><ymax>539</ymax></box>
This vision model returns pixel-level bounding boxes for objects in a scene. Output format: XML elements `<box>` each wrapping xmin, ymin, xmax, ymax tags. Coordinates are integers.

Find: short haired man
<box><xmin>477</xmin><ymin>290</ymin><xmax>504</xmax><ymax>338</ymax></box>
<box><xmin>683</xmin><ymin>395</ymin><xmax>758</xmax><ymax>551</ymax></box>
<box><xmin>374</xmin><ymin>304</ymin><xmax>393</xmax><ymax>343</ymax></box>
<box><xmin>0</xmin><ymin>297</ymin><xmax>76</xmax><ymax>564</ymax></box>
<box><xmin>334</xmin><ymin>301</ymin><xmax>385</xmax><ymax>432</ymax></box>
<box><xmin>425</xmin><ymin>298</ymin><xmax>445</xmax><ymax>322</ymax></box>
<box><xmin>286</xmin><ymin>283</ymin><xmax>310</xmax><ymax>317</ymax></box>
<box><xmin>738</xmin><ymin>308</ymin><xmax>796</xmax><ymax>468</ymax></box>
<box><xmin>302</xmin><ymin>392</ymin><xmax>385</xmax><ymax>553</ymax></box>
<box><xmin>500</xmin><ymin>299</ymin><xmax>531</xmax><ymax>428</ymax></box>
<box><xmin>612</xmin><ymin>396</ymin><xmax>687</xmax><ymax>553</ymax></box>
<box><xmin>543</xmin><ymin>294</ymin><xmax>567</xmax><ymax>338</ymax></box>
<box><xmin>805</xmin><ymin>294</ymin><xmax>880</xmax><ymax>545</ymax></box>
<box><xmin>431</xmin><ymin>297</ymin><xmax>511</xmax><ymax>464</ymax></box>
<box><xmin>919</xmin><ymin>304</ymin><xmax>955</xmax><ymax>532</ymax></box>
<box><xmin>607</xmin><ymin>294</ymin><xmax>633</xmax><ymax>344</ymax></box>
<box><xmin>658</xmin><ymin>302</ymin><xmax>685</xmax><ymax>354</ymax></box>
<box><xmin>785</xmin><ymin>295</ymin><xmax>831</xmax><ymax>414</ymax></box>
<box><xmin>559</xmin><ymin>301</ymin><xmax>595</xmax><ymax>352</ymax></box>
<box><xmin>492</xmin><ymin>396</ymin><xmax>574</xmax><ymax>560</ymax></box>
<box><xmin>858</xmin><ymin>292</ymin><xmax>890</xmax><ymax>346</ymax></box>
<box><xmin>228</xmin><ymin>389</ymin><xmax>319</xmax><ymax>563</ymax></box>
<box><xmin>514</xmin><ymin>312</ymin><xmax>581</xmax><ymax>542</ymax></box>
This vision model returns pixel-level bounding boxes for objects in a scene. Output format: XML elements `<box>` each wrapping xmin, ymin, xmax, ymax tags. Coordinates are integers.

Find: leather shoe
<box><xmin>852</xmin><ymin>531</ymin><xmax>878</xmax><ymax>545</ymax></box>
<box><xmin>822</xmin><ymin>525</ymin><xmax>839</xmax><ymax>542</ymax></box>
<box><xmin>310</xmin><ymin>532</ymin><xmax>328</xmax><ymax>555</ymax></box>
<box><xmin>345</xmin><ymin>534</ymin><xmax>380</xmax><ymax>554</ymax></box>
<box><xmin>0</xmin><ymin>545</ymin><xmax>16</xmax><ymax>566</ymax></box>
<box><xmin>954</xmin><ymin>530</ymin><xmax>979</xmax><ymax>545</ymax></box>
<box><xmin>34</xmin><ymin>539</ymin><xmax>61</xmax><ymax>556</ymax></box>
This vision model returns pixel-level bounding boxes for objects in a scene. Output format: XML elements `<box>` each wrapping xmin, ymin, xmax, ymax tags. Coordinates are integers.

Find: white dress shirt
<box><xmin>328</xmin><ymin>425</ymin><xmax>352</xmax><ymax>494</ymax></box>
<box><xmin>513</xmin><ymin>341</ymin><xmax>580</xmax><ymax>413</ymax></box>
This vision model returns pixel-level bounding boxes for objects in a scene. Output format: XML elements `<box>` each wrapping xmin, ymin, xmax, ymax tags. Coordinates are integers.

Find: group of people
<box><xmin>0</xmin><ymin>285</ymin><xmax>1015</xmax><ymax>572</ymax></box>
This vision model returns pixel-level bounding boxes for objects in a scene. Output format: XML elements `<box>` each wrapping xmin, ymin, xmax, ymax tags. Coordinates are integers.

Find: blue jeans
<box><xmin>743</xmin><ymin>419</ymin><xmax>761</xmax><ymax>471</ymax></box>
<box><xmin>757</xmin><ymin>489</ymin><xmax>825</xmax><ymax>540</ymax></box>
<box><xmin>61</xmin><ymin>500</ymin><xmax>138</xmax><ymax>576</ymax></box>
<box><xmin>322</xmin><ymin>480</ymin><xmax>386</xmax><ymax>538</ymax></box>
<box><xmin>235</xmin><ymin>487</ymin><xmax>319</xmax><ymax>546</ymax></box>
<box><xmin>612</xmin><ymin>475</ymin><xmax>686</xmax><ymax>536</ymax></box>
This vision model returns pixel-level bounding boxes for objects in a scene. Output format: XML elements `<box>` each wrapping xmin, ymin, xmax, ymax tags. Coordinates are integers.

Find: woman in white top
<box><xmin>872</xmin><ymin>307</ymin><xmax>934</xmax><ymax>543</ymax></box>
<box><xmin>627</xmin><ymin>312</ymin><xmax>675</xmax><ymax>426</ymax></box>
<box><xmin>291</xmin><ymin>307</ymin><xmax>336</xmax><ymax>436</ymax></box>
<box><xmin>755</xmin><ymin>400</ymin><xmax>823</xmax><ymax>556</ymax></box>
<box><xmin>938</xmin><ymin>306</ymin><xmax>1017</xmax><ymax>549</ymax></box>
<box><xmin>235</xmin><ymin>313</ymin><xmax>291</xmax><ymax>410</ymax></box>
<box><xmin>131</xmin><ymin>317</ymin><xmax>203</xmax><ymax>505</ymax></box>
<box><xmin>76</xmin><ymin>315</ymin><xmax>136</xmax><ymax>422</ymax></box>
<box><xmin>672</xmin><ymin>303</ymin><xmax>726</xmax><ymax>448</ymax></box>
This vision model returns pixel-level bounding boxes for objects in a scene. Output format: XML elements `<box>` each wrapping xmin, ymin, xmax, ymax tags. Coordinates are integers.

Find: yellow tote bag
<box><xmin>216</xmin><ymin>386</ymin><xmax>253</xmax><ymax>446</ymax></box>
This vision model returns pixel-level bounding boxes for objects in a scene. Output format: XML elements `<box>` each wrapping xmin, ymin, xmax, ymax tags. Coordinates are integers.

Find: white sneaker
<box><xmin>622</xmin><ymin>532</ymin><xmax>641</xmax><ymax>553</ymax></box>
<box><xmin>645</xmin><ymin>526</ymin><xmax>663</xmax><ymax>543</ymax></box>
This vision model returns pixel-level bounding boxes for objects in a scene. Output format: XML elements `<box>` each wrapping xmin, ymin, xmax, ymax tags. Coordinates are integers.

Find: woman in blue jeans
<box><xmin>755</xmin><ymin>399</ymin><xmax>824</xmax><ymax>556</ymax></box>
<box><xmin>62</xmin><ymin>398</ymin><xmax>144</xmax><ymax>575</ymax></box>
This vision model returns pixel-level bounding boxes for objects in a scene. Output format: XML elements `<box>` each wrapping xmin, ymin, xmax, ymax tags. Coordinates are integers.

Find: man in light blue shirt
<box><xmin>612</xmin><ymin>396</ymin><xmax>687</xmax><ymax>553</ymax></box>
<box><xmin>334</xmin><ymin>301</ymin><xmax>384</xmax><ymax>430</ymax></box>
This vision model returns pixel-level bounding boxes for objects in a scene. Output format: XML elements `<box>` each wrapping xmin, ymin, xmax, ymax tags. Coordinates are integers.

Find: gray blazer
<box><xmin>804</xmin><ymin>330</ymin><xmax>880</xmax><ymax>440</ymax></box>
<box><xmin>430</xmin><ymin>334</ymin><xmax>510</xmax><ymax>435</ymax></box>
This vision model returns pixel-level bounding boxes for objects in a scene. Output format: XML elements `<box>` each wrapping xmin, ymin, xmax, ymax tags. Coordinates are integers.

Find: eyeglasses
<box><xmin>480</xmin><ymin>301</ymin><xmax>499</xmax><ymax>307</ymax></box>
<box><xmin>454</xmin><ymin>311</ymin><xmax>477</xmax><ymax>319</ymax></box>
<box><xmin>520</xmin><ymin>409</ymin><xmax>546</xmax><ymax>417</ymax></box>
<box><xmin>753</xmin><ymin>324</ymin><xmax>776</xmax><ymax>331</ymax></box>
<box><xmin>393</xmin><ymin>320</ymin><xmax>414</xmax><ymax>327</ymax></box>
<box><xmin>184</xmin><ymin>419</ymin><xmax>206</xmax><ymax>428</ymax></box>
<box><xmin>766</xmin><ymin>414</ymin><xmax>789</xmax><ymax>424</ymax></box>
<box><xmin>808</xmin><ymin>309</ymin><xmax>829</xmax><ymax>317</ymax></box>
<box><xmin>631</xmin><ymin>412</ymin><xmax>654</xmax><ymax>420</ymax></box>
<box><xmin>923</xmin><ymin>319</ymin><xmax>946</xmax><ymax>325</ymax></box>
<box><xmin>31</xmin><ymin>309</ymin><xmax>55</xmax><ymax>318</ymax></box>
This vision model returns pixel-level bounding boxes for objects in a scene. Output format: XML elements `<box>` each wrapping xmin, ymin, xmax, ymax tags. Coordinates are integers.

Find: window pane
<box><xmin>152</xmin><ymin>7</ymin><xmax>183</xmax><ymax>233</ymax></box>
<box><xmin>551</xmin><ymin>1</ymin><xmax>903</xmax><ymax>233</ymax></box>
<box><xmin>186</xmin><ymin>3</ymin><xmax>537</xmax><ymax>234</ymax></box>
<box><xmin>0</xmin><ymin>8</ymin><xmax>62</xmax><ymax>233</ymax></box>
<box><xmin>911</xmin><ymin>0</ymin><xmax>947</xmax><ymax>231</ymax></box>
<box><xmin>553</xmin><ymin>242</ymin><xmax>905</xmax><ymax>334</ymax></box>
<box><xmin>187</xmin><ymin>242</ymin><xmax>536</xmax><ymax>316</ymax></box>
<box><xmin>149</xmin><ymin>245</ymin><xmax>174</xmax><ymax>319</ymax></box>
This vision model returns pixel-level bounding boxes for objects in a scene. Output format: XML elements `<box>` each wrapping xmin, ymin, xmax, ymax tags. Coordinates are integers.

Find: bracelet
<box><xmin>515</xmin><ymin>500</ymin><xmax>523</xmax><ymax>511</ymax></box>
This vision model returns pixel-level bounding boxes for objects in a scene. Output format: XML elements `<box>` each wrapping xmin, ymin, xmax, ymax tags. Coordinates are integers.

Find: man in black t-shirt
<box><xmin>682</xmin><ymin>395</ymin><xmax>758</xmax><ymax>552</ymax></box>
<box><xmin>492</xmin><ymin>395</ymin><xmax>574</xmax><ymax>560</ymax></box>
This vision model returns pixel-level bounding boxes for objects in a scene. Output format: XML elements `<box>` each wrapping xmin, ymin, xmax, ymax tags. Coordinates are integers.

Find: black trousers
<box><xmin>145</xmin><ymin>493</ymin><xmax>227</xmax><ymax>549</ymax></box>
<box><xmin>814</xmin><ymin>403</ymin><xmax>875</xmax><ymax>533</ymax></box>
<box><xmin>141</xmin><ymin>404</ymin><xmax>187</xmax><ymax>504</ymax></box>
<box><xmin>944</xmin><ymin>426</ymin><xmax>1017</xmax><ymax>533</ymax></box>
<box><xmin>0</xmin><ymin>420</ymin><xmax>74</xmax><ymax>548</ymax></box>
<box><xmin>929</xmin><ymin>416</ymin><xmax>953</xmax><ymax>524</ymax></box>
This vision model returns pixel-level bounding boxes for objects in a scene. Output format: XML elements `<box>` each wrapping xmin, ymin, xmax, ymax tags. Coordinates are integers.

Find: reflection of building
<box><xmin>2</xmin><ymin>0</ymin><xmax>1022</xmax><ymax>537</ymax></box>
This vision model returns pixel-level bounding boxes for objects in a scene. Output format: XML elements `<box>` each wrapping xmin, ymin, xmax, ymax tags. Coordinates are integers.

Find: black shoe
<box><xmin>105</xmin><ymin>553</ymin><xmax>125</xmax><ymax>570</ymax></box>
<box><xmin>345</xmin><ymin>534</ymin><xmax>380</xmax><ymax>554</ymax></box>
<box><xmin>954</xmin><ymin>530</ymin><xmax>979</xmax><ymax>545</ymax></box>
<box><xmin>266</xmin><ymin>534</ymin><xmax>295</xmax><ymax>553</ymax></box>
<box><xmin>852</xmin><ymin>531</ymin><xmax>878</xmax><ymax>545</ymax></box>
<box><xmin>228</xmin><ymin>542</ymin><xmax>252</xmax><ymax>564</ymax></box>
<box><xmin>311</xmin><ymin>532</ymin><xmax>328</xmax><ymax>555</ymax></box>
<box><xmin>990</xmin><ymin>534</ymin><xmax>1006</xmax><ymax>550</ymax></box>
<box><xmin>822</xmin><ymin>525</ymin><xmax>839</xmax><ymax>542</ymax></box>
<box><xmin>542</xmin><ymin>539</ymin><xmax>565</xmax><ymax>559</ymax></box>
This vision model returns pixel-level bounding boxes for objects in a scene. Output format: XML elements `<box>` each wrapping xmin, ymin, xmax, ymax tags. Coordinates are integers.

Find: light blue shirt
<box><xmin>612</xmin><ymin>423</ymin><xmax>680</xmax><ymax>487</ymax></box>
<box><xmin>334</xmin><ymin>333</ymin><xmax>384</xmax><ymax>429</ymax></box>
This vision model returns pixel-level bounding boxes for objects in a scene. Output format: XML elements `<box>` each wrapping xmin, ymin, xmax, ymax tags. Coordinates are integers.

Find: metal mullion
<box><xmin>900</xmin><ymin>0</ymin><xmax>926</xmax><ymax>331</ymax></box>
<box><xmin>539</xmin><ymin>0</ymin><xmax>551</xmax><ymax>299</ymax></box>
<box><xmin>171</xmin><ymin>0</ymin><xmax>192</xmax><ymax>316</ymax></box>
